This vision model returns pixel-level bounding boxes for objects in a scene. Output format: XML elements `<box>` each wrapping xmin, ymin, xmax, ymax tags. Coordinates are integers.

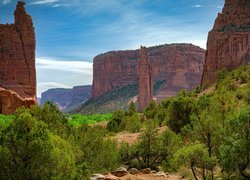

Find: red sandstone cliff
<box><xmin>201</xmin><ymin>0</ymin><xmax>250</xmax><ymax>88</ymax></box>
<box><xmin>0</xmin><ymin>1</ymin><xmax>36</xmax><ymax>114</ymax></box>
<box><xmin>0</xmin><ymin>88</ymin><xmax>35</xmax><ymax>115</ymax></box>
<box><xmin>138</xmin><ymin>46</ymin><xmax>153</xmax><ymax>112</ymax></box>
<box><xmin>92</xmin><ymin>44</ymin><xmax>205</xmax><ymax>101</ymax></box>
<box><xmin>0</xmin><ymin>1</ymin><xmax>36</xmax><ymax>99</ymax></box>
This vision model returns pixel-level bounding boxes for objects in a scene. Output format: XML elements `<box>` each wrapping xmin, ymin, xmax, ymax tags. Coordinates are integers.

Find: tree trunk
<box><xmin>191</xmin><ymin>162</ymin><xmax>198</xmax><ymax>180</ymax></box>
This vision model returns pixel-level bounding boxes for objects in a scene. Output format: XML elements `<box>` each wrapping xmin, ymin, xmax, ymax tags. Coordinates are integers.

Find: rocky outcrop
<box><xmin>0</xmin><ymin>87</ymin><xmax>35</xmax><ymax>115</ymax></box>
<box><xmin>40</xmin><ymin>85</ymin><xmax>92</xmax><ymax>111</ymax></box>
<box><xmin>201</xmin><ymin>0</ymin><xmax>250</xmax><ymax>88</ymax></box>
<box><xmin>0</xmin><ymin>1</ymin><xmax>36</xmax><ymax>99</ymax></box>
<box><xmin>0</xmin><ymin>1</ymin><xmax>36</xmax><ymax>114</ymax></box>
<box><xmin>92</xmin><ymin>44</ymin><xmax>205</xmax><ymax>101</ymax></box>
<box><xmin>138</xmin><ymin>46</ymin><xmax>153</xmax><ymax>112</ymax></box>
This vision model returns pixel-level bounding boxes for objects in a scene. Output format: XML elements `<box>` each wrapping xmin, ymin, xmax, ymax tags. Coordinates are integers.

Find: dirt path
<box><xmin>113</xmin><ymin>126</ymin><xmax>168</xmax><ymax>145</ymax></box>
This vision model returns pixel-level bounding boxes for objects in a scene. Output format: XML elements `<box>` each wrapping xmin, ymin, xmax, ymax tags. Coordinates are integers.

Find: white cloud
<box><xmin>192</xmin><ymin>4</ymin><xmax>202</xmax><ymax>8</ymax></box>
<box><xmin>36</xmin><ymin>57</ymin><xmax>93</xmax><ymax>97</ymax></box>
<box><xmin>2</xmin><ymin>0</ymin><xmax>11</xmax><ymax>5</ymax></box>
<box><xmin>52</xmin><ymin>4</ymin><xmax>70</xmax><ymax>7</ymax></box>
<box><xmin>36</xmin><ymin>58</ymin><xmax>93</xmax><ymax>74</ymax></box>
<box><xmin>38</xmin><ymin>82</ymin><xmax>71</xmax><ymax>89</ymax></box>
<box><xmin>31</xmin><ymin>0</ymin><xmax>59</xmax><ymax>5</ymax></box>
<box><xmin>217</xmin><ymin>6</ymin><xmax>223</xmax><ymax>9</ymax></box>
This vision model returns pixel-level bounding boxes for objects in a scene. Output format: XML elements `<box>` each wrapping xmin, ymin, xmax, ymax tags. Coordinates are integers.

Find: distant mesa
<box><xmin>40</xmin><ymin>85</ymin><xmax>92</xmax><ymax>112</ymax></box>
<box><xmin>0</xmin><ymin>1</ymin><xmax>36</xmax><ymax>114</ymax></box>
<box><xmin>201</xmin><ymin>0</ymin><xmax>250</xmax><ymax>89</ymax></box>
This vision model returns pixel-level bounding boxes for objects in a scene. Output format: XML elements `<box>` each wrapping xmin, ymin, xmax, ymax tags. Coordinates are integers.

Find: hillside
<box><xmin>40</xmin><ymin>85</ymin><xmax>92</xmax><ymax>111</ymax></box>
<box><xmin>71</xmin><ymin>80</ymin><xmax>165</xmax><ymax>114</ymax></box>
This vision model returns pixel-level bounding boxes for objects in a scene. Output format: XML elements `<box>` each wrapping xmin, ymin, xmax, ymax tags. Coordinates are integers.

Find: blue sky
<box><xmin>1</xmin><ymin>0</ymin><xmax>224</xmax><ymax>97</ymax></box>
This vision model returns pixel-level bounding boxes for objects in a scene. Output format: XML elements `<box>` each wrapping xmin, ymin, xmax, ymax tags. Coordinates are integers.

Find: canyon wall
<box><xmin>201</xmin><ymin>0</ymin><xmax>250</xmax><ymax>88</ymax></box>
<box><xmin>92</xmin><ymin>44</ymin><xmax>205</xmax><ymax>101</ymax></box>
<box><xmin>0</xmin><ymin>1</ymin><xmax>36</xmax><ymax>114</ymax></box>
<box><xmin>41</xmin><ymin>85</ymin><xmax>92</xmax><ymax>111</ymax></box>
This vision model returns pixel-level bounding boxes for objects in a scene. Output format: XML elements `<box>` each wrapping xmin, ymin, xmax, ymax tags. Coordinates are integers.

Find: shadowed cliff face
<box><xmin>201</xmin><ymin>0</ymin><xmax>250</xmax><ymax>89</ymax></box>
<box><xmin>92</xmin><ymin>44</ymin><xmax>205</xmax><ymax>101</ymax></box>
<box><xmin>0</xmin><ymin>1</ymin><xmax>36</xmax><ymax>114</ymax></box>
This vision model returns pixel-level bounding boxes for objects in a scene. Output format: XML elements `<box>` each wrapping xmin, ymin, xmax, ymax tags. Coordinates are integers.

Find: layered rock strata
<box><xmin>92</xmin><ymin>44</ymin><xmax>205</xmax><ymax>101</ymax></box>
<box><xmin>201</xmin><ymin>0</ymin><xmax>250</xmax><ymax>88</ymax></box>
<box><xmin>0</xmin><ymin>1</ymin><xmax>36</xmax><ymax>114</ymax></box>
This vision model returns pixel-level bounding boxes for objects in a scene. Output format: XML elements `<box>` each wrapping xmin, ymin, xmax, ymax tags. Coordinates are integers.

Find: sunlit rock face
<box><xmin>92</xmin><ymin>44</ymin><xmax>205</xmax><ymax>102</ymax></box>
<box><xmin>0</xmin><ymin>1</ymin><xmax>36</xmax><ymax>114</ymax></box>
<box><xmin>201</xmin><ymin>0</ymin><xmax>250</xmax><ymax>89</ymax></box>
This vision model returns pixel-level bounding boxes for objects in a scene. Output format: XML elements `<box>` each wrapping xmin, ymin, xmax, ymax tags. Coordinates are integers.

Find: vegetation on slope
<box><xmin>0</xmin><ymin>66</ymin><xmax>249</xmax><ymax>179</ymax></box>
<box><xmin>74</xmin><ymin>80</ymin><xmax>165</xmax><ymax>115</ymax></box>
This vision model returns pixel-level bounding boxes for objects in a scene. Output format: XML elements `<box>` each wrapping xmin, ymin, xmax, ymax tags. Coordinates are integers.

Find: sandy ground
<box><xmin>120</xmin><ymin>173</ymin><xmax>183</xmax><ymax>180</ymax></box>
<box><xmin>114</xmin><ymin>126</ymin><xmax>168</xmax><ymax>145</ymax></box>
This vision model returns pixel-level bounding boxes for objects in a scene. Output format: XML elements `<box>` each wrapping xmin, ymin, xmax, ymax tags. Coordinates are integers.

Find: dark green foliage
<box><xmin>0</xmin><ymin>65</ymin><xmax>249</xmax><ymax>179</ymax></box>
<box><xmin>219</xmin><ymin>106</ymin><xmax>250</xmax><ymax>179</ymax></box>
<box><xmin>167</xmin><ymin>95</ymin><xmax>197</xmax><ymax>133</ymax></box>
<box><xmin>76</xmin><ymin>83</ymin><xmax>139</xmax><ymax>115</ymax></box>
<box><xmin>70</xmin><ymin>125</ymin><xmax>118</xmax><ymax>175</ymax></box>
<box><xmin>0</xmin><ymin>109</ymin><xmax>76</xmax><ymax>179</ymax></box>
<box><xmin>107</xmin><ymin>110</ymin><xmax>125</xmax><ymax>132</ymax></box>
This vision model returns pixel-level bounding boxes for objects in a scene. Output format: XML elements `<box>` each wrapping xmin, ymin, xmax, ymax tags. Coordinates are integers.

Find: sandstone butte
<box><xmin>92</xmin><ymin>44</ymin><xmax>205</xmax><ymax>102</ymax></box>
<box><xmin>201</xmin><ymin>0</ymin><xmax>250</xmax><ymax>89</ymax></box>
<box><xmin>138</xmin><ymin>46</ymin><xmax>153</xmax><ymax>112</ymax></box>
<box><xmin>0</xmin><ymin>1</ymin><xmax>36</xmax><ymax>114</ymax></box>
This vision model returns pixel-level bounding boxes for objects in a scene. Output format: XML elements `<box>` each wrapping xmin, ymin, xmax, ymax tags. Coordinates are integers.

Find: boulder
<box><xmin>140</xmin><ymin>168</ymin><xmax>151</xmax><ymax>174</ymax></box>
<box><xmin>111</xmin><ymin>167</ymin><xmax>128</xmax><ymax>177</ymax></box>
<box><xmin>0</xmin><ymin>87</ymin><xmax>36</xmax><ymax>114</ymax></box>
<box><xmin>90</xmin><ymin>174</ymin><xmax>106</xmax><ymax>180</ymax></box>
<box><xmin>128</xmin><ymin>168</ymin><xmax>139</xmax><ymax>175</ymax></box>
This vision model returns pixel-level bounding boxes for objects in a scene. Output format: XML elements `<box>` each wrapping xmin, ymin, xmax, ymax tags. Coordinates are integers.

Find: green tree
<box><xmin>133</xmin><ymin>122</ymin><xmax>162</xmax><ymax>169</ymax></box>
<box><xmin>70</xmin><ymin>125</ymin><xmax>118</xmax><ymax>175</ymax></box>
<box><xmin>219</xmin><ymin>106</ymin><xmax>250</xmax><ymax>179</ymax></box>
<box><xmin>172</xmin><ymin>142</ymin><xmax>216</xmax><ymax>180</ymax></box>
<box><xmin>107</xmin><ymin>110</ymin><xmax>125</xmax><ymax>132</ymax></box>
<box><xmin>0</xmin><ymin>110</ymin><xmax>76</xmax><ymax>179</ymax></box>
<box><xmin>168</xmin><ymin>96</ymin><xmax>197</xmax><ymax>133</ymax></box>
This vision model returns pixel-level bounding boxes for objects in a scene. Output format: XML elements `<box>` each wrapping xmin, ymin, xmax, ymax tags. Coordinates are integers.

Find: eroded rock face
<box><xmin>0</xmin><ymin>1</ymin><xmax>36</xmax><ymax>114</ymax></box>
<box><xmin>201</xmin><ymin>0</ymin><xmax>250</xmax><ymax>88</ymax></box>
<box><xmin>138</xmin><ymin>46</ymin><xmax>153</xmax><ymax>112</ymax></box>
<box><xmin>0</xmin><ymin>1</ymin><xmax>36</xmax><ymax>99</ymax></box>
<box><xmin>0</xmin><ymin>88</ymin><xmax>36</xmax><ymax>115</ymax></box>
<box><xmin>92</xmin><ymin>44</ymin><xmax>205</xmax><ymax>101</ymax></box>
